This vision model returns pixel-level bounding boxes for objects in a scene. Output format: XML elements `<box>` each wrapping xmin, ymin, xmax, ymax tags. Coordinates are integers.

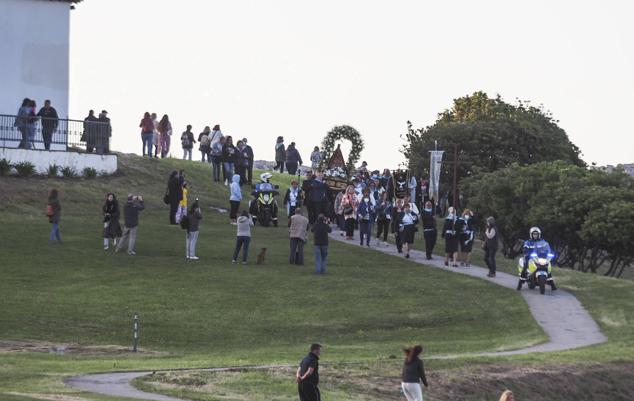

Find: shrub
<box><xmin>47</xmin><ymin>164</ymin><xmax>60</xmax><ymax>178</ymax></box>
<box><xmin>83</xmin><ymin>167</ymin><xmax>97</xmax><ymax>179</ymax></box>
<box><xmin>0</xmin><ymin>159</ymin><xmax>11</xmax><ymax>176</ymax></box>
<box><xmin>61</xmin><ymin>166</ymin><xmax>77</xmax><ymax>178</ymax></box>
<box><xmin>14</xmin><ymin>161</ymin><xmax>36</xmax><ymax>177</ymax></box>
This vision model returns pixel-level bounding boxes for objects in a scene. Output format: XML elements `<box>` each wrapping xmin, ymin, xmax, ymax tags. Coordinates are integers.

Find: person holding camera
<box><xmin>116</xmin><ymin>194</ymin><xmax>145</xmax><ymax>255</ymax></box>
<box><xmin>311</xmin><ymin>214</ymin><xmax>332</xmax><ymax>275</ymax></box>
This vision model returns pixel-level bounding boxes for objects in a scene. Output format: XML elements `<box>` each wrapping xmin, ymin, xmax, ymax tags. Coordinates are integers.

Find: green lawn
<box><xmin>0</xmin><ymin>154</ymin><xmax>633</xmax><ymax>401</ymax></box>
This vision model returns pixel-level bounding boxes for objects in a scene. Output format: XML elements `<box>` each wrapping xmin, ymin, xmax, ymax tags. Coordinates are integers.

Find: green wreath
<box><xmin>320</xmin><ymin>125</ymin><xmax>365</xmax><ymax>173</ymax></box>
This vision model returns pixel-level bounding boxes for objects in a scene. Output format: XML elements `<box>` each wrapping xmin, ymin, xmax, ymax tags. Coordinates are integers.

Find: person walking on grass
<box><xmin>185</xmin><ymin>199</ymin><xmax>202</xmax><ymax>260</ymax></box>
<box><xmin>341</xmin><ymin>185</ymin><xmax>358</xmax><ymax>240</ymax></box>
<box><xmin>167</xmin><ymin>170</ymin><xmax>183</xmax><ymax>225</ymax></box>
<box><xmin>102</xmin><ymin>193</ymin><xmax>122</xmax><ymax>250</ymax></box>
<box><xmin>375</xmin><ymin>192</ymin><xmax>392</xmax><ymax>246</ymax></box>
<box><xmin>47</xmin><ymin>189</ymin><xmax>62</xmax><ymax>244</ymax></box>
<box><xmin>284</xmin><ymin>180</ymin><xmax>304</xmax><ymax>217</ymax></box>
<box><xmin>484</xmin><ymin>216</ymin><xmax>498</xmax><ymax>277</ymax></box>
<box><xmin>285</xmin><ymin>142</ymin><xmax>303</xmax><ymax>176</ymax></box>
<box><xmin>401</xmin><ymin>345</ymin><xmax>428</xmax><ymax>401</ymax></box>
<box><xmin>398</xmin><ymin>202</ymin><xmax>419</xmax><ymax>259</ymax></box>
<box><xmin>312</xmin><ymin>214</ymin><xmax>331</xmax><ymax>275</ymax></box>
<box><xmin>116</xmin><ymin>195</ymin><xmax>144</xmax><ymax>255</ymax></box>
<box><xmin>181</xmin><ymin>125</ymin><xmax>195</xmax><ymax>161</ymax></box>
<box><xmin>232</xmin><ymin>210</ymin><xmax>253</xmax><ymax>264</ymax></box>
<box><xmin>421</xmin><ymin>200</ymin><xmax>437</xmax><ymax>260</ymax></box>
<box><xmin>442</xmin><ymin>207</ymin><xmax>459</xmax><ymax>267</ymax></box>
<box><xmin>289</xmin><ymin>208</ymin><xmax>309</xmax><ymax>265</ymax></box>
<box><xmin>296</xmin><ymin>343</ymin><xmax>322</xmax><ymax>401</ymax></box>
<box><xmin>229</xmin><ymin>173</ymin><xmax>242</xmax><ymax>224</ymax></box>
<box><xmin>310</xmin><ymin>146</ymin><xmax>322</xmax><ymax>173</ymax></box>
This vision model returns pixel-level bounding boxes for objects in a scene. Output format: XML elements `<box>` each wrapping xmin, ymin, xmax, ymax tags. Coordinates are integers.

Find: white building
<box><xmin>0</xmin><ymin>0</ymin><xmax>77</xmax><ymax>118</ymax></box>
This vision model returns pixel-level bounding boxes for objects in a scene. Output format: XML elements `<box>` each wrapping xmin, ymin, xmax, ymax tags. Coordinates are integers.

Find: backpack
<box><xmin>180</xmin><ymin>214</ymin><xmax>190</xmax><ymax>230</ymax></box>
<box><xmin>45</xmin><ymin>204</ymin><xmax>55</xmax><ymax>217</ymax></box>
<box><xmin>200</xmin><ymin>134</ymin><xmax>211</xmax><ymax>146</ymax></box>
<box><xmin>181</xmin><ymin>134</ymin><xmax>191</xmax><ymax>147</ymax></box>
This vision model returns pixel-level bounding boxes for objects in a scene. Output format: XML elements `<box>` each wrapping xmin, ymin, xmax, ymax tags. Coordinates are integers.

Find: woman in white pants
<box><xmin>401</xmin><ymin>345</ymin><xmax>428</xmax><ymax>401</ymax></box>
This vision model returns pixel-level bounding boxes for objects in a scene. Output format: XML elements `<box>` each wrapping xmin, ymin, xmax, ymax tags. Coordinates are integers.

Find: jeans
<box><xmin>233</xmin><ymin>236</ymin><xmax>251</xmax><ymax>262</ymax></box>
<box><xmin>183</xmin><ymin>148</ymin><xmax>192</xmax><ymax>160</ymax></box>
<box><xmin>223</xmin><ymin>162</ymin><xmax>234</xmax><ymax>178</ymax></box>
<box><xmin>27</xmin><ymin>125</ymin><xmax>36</xmax><ymax>149</ymax></box>
<box><xmin>211</xmin><ymin>157</ymin><xmax>222</xmax><ymax>181</ymax></box>
<box><xmin>116</xmin><ymin>226</ymin><xmax>137</xmax><ymax>253</ymax></box>
<box><xmin>49</xmin><ymin>222</ymin><xmax>61</xmax><ymax>242</ymax></box>
<box><xmin>187</xmin><ymin>230</ymin><xmax>199</xmax><ymax>257</ymax></box>
<box><xmin>160</xmin><ymin>134</ymin><xmax>170</xmax><ymax>157</ymax></box>
<box><xmin>142</xmin><ymin>133</ymin><xmax>153</xmax><ymax>157</ymax></box>
<box><xmin>359</xmin><ymin>219</ymin><xmax>371</xmax><ymax>245</ymax></box>
<box><xmin>314</xmin><ymin>245</ymin><xmax>329</xmax><ymax>274</ymax></box>
<box><xmin>289</xmin><ymin>238</ymin><xmax>305</xmax><ymax>265</ymax></box>
<box><xmin>484</xmin><ymin>246</ymin><xmax>497</xmax><ymax>275</ymax></box>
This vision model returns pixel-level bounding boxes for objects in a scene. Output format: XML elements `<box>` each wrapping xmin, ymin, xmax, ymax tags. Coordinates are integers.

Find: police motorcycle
<box><xmin>517</xmin><ymin>227</ymin><xmax>556</xmax><ymax>295</ymax></box>
<box><xmin>249</xmin><ymin>172</ymin><xmax>279</xmax><ymax>227</ymax></box>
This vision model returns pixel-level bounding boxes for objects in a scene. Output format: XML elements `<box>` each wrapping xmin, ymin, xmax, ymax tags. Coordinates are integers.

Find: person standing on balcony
<box><xmin>83</xmin><ymin>110</ymin><xmax>98</xmax><ymax>152</ymax></box>
<box><xmin>14</xmin><ymin>98</ymin><xmax>30</xmax><ymax>149</ymax></box>
<box><xmin>97</xmin><ymin>110</ymin><xmax>111</xmax><ymax>154</ymax></box>
<box><xmin>37</xmin><ymin>100</ymin><xmax>58</xmax><ymax>151</ymax></box>
<box><xmin>26</xmin><ymin>100</ymin><xmax>38</xmax><ymax>149</ymax></box>
<box><xmin>139</xmin><ymin>112</ymin><xmax>154</xmax><ymax>158</ymax></box>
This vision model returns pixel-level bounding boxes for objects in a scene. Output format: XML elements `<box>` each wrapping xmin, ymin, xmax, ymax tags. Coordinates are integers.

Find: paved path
<box><xmin>66</xmin><ymin>231</ymin><xmax>606</xmax><ymax>400</ymax></box>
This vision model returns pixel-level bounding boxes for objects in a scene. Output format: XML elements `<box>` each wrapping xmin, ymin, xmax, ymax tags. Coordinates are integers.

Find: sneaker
<box><xmin>190</xmin><ymin>256</ymin><xmax>199</xmax><ymax>260</ymax></box>
<box><xmin>487</xmin><ymin>273</ymin><xmax>496</xmax><ymax>278</ymax></box>
<box><xmin>405</xmin><ymin>254</ymin><xmax>410</xmax><ymax>259</ymax></box>
<box><xmin>242</xmin><ymin>261</ymin><xmax>247</xmax><ymax>265</ymax></box>
<box><xmin>366</xmin><ymin>243</ymin><xmax>370</xmax><ymax>247</ymax></box>
<box><xmin>224</xmin><ymin>179</ymin><xmax>229</xmax><ymax>186</ymax></box>
<box><xmin>186</xmin><ymin>256</ymin><xmax>190</xmax><ymax>259</ymax></box>
<box><xmin>232</xmin><ymin>259</ymin><xmax>237</xmax><ymax>264</ymax></box>
<box><xmin>128</xmin><ymin>251</ymin><xmax>136</xmax><ymax>256</ymax></box>
<box><xmin>104</xmin><ymin>246</ymin><xmax>109</xmax><ymax>250</ymax></box>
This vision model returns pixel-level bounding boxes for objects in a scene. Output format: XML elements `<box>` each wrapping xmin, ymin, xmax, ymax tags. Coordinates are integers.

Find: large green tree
<box><xmin>403</xmin><ymin>92</ymin><xmax>585</xmax><ymax>187</ymax></box>
<box><xmin>462</xmin><ymin>162</ymin><xmax>634</xmax><ymax>277</ymax></box>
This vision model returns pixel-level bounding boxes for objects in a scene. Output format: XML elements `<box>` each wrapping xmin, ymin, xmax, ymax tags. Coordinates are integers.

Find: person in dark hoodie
<box><xmin>102</xmin><ymin>192</ymin><xmax>122</xmax><ymax>250</ymax></box>
<box><xmin>186</xmin><ymin>199</ymin><xmax>203</xmax><ymax>260</ymax></box>
<box><xmin>401</xmin><ymin>345</ymin><xmax>428</xmax><ymax>401</ymax></box>
<box><xmin>115</xmin><ymin>194</ymin><xmax>145</xmax><ymax>255</ymax></box>
<box><xmin>421</xmin><ymin>200</ymin><xmax>437</xmax><ymax>260</ymax></box>
<box><xmin>167</xmin><ymin>171</ymin><xmax>183</xmax><ymax>225</ymax></box>
<box><xmin>285</xmin><ymin>142</ymin><xmax>303</xmax><ymax>175</ymax></box>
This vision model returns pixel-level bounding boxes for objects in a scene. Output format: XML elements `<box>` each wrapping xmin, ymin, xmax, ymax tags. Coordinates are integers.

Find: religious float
<box><xmin>320</xmin><ymin>125</ymin><xmax>365</xmax><ymax>191</ymax></box>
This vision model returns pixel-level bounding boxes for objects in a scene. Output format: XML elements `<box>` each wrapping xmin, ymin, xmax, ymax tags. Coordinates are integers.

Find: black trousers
<box><xmin>298</xmin><ymin>383</ymin><xmax>321</xmax><ymax>401</ymax></box>
<box><xmin>309</xmin><ymin>201</ymin><xmax>323</xmax><ymax>224</ymax></box>
<box><xmin>247</xmin><ymin>163</ymin><xmax>253</xmax><ymax>184</ymax></box>
<box><xmin>286</xmin><ymin>162</ymin><xmax>299</xmax><ymax>175</ymax></box>
<box><xmin>169</xmin><ymin>201</ymin><xmax>179</xmax><ymax>225</ymax></box>
<box><xmin>484</xmin><ymin>246</ymin><xmax>497</xmax><ymax>274</ymax></box>
<box><xmin>394</xmin><ymin>231</ymin><xmax>403</xmax><ymax>252</ymax></box>
<box><xmin>275</xmin><ymin>161</ymin><xmax>285</xmax><ymax>173</ymax></box>
<box><xmin>289</xmin><ymin>238</ymin><xmax>305</xmax><ymax>264</ymax></box>
<box><xmin>423</xmin><ymin>229</ymin><xmax>437</xmax><ymax>258</ymax></box>
<box><xmin>229</xmin><ymin>200</ymin><xmax>240</xmax><ymax>220</ymax></box>
<box><xmin>42</xmin><ymin>129</ymin><xmax>54</xmax><ymax>150</ymax></box>
<box><xmin>345</xmin><ymin>217</ymin><xmax>355</xmax><ymax>238</ymax></box>
<box><xmin>376</xmin><ymin>219</ymin><xmax>390</xmax><ymax>241</ymax></box>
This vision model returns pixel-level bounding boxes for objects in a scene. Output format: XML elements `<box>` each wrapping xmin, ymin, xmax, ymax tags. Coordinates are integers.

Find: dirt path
<box><xmin>65</xmin><ymin>231</ymin><xmax>606</xmax><ymax>400</ymax></box>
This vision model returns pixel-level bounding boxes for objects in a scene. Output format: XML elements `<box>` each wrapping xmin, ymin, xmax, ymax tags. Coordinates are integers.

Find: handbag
<box><xmin>343</xmin><ymin>206</ymin><xmax>353</xmax><ymax>215</ymax></box>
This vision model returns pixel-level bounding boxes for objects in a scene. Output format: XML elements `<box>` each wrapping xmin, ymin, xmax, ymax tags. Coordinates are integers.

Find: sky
<box><xmin>69</xmin><ymin>0</ymin><xmax>634</xmax><ymax>168</ymax></box>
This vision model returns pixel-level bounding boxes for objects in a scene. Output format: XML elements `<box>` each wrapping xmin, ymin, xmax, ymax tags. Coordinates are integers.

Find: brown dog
<box><xmin>256</xmin><ymin>248</ymin><xmax>267</xmax><ymax>265</ymax></box>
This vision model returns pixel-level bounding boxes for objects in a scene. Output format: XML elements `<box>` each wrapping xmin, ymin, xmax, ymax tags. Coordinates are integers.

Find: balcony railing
<box><xmin>0</xmin><ymin>113</ymin><xmax>111</xmax><ymax>153</ymax></box>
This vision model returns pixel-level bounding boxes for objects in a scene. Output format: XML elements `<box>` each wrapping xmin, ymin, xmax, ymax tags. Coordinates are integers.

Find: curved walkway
<box><xmin>66</xmin><ymin>231</ymin><xmax>606</xmax><ymax>400</ymax></box>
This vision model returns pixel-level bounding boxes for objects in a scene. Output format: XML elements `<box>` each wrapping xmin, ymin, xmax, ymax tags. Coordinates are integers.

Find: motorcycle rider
<box><xmin>519</xmin><ymin>227</ymin><xmax>557</xmax><ymax>290</ymax></box>
<box><xmin>250</xmin><ymin>172</ymin><xmax>279</xmax><ymax>226</ymax></box>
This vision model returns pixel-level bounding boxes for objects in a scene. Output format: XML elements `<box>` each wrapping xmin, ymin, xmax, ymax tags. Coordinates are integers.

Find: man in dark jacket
<box><xmin>308</xmin><ymin>173</ymin><xmax>328</xmax><ymax>225</ymax></box>
<box><xmin>97</xmin><ymin>110</ymin><xmax>112</xmax><ymax>154</ymax></box>
<box><xmin>296</xmin><ymin>343</ymin><xmax>322</xmax><ymax>401</ymax></box>
<box><xmin>83</xmin><ymin>110</ymin><xmax>99</xmax><ymax>153</ymax></box>
<box><xmin>167</xmin><ymin>171</ymin><xmax>183</xmax><ymax>225</ymax></box>
<box><xmin>421</xmin><ymin>200</ymin><xmax>437</xmax><ymax>260</ymax></box>
<box><xmin>242</xmin><ymin>137</ymin><xmax>254</xmax><ymax>184</ymax></box>
<box><xmin>115</xmin><ymin>195</ymin><xmax>145</xmax><ymax>255</ymax></box>
<box><xmin>37</xmin><ymin>100</ymin><xmax>58</xmax><ymax>150</ymax></box>
<box><xmin>285</xmin><ymin>142</ymin><xmax>303</xmax><ymax>175</ymax></box>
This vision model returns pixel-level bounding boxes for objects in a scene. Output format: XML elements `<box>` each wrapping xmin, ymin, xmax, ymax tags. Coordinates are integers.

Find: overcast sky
<box><xmin>69</xmin><ymin>0</ymin><xmax>634</xmax><ymax>168</ymax></box>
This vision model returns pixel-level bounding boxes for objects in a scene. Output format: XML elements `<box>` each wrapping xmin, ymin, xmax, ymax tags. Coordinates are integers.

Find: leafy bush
<box><xmin>61</xmin><ymin>166</ymin><xmax>77</xmax><ymax>178</ymax></box>
<box><xmin>47</xmin><ymin>164</ymin><xmax>60</xmax><ymax>178</ymax></box>
<box><xmin>14</xmin><ymin>161</ymin><xmax>36</xmax><ymax>177</ymax></box>
<box><xmin>83</xmin><ymin>167</ymin><xmax>97</xmax><ymax>179</ymax></box>
<box><xmin>0</xmin><ymin>158</ymin><xmax>11</xmax><ymax>176</ymax></box>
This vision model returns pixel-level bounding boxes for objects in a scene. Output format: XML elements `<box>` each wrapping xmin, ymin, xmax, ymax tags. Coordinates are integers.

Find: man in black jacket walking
<box><xmin>37</xmin><ymin>100</ymin><xmax>58</xmax><ymax>150</ymax></box>
<box><xmin>296</xmin><ymin>343</ymin><xmax>322</xmax><ymax>401</ymax></box>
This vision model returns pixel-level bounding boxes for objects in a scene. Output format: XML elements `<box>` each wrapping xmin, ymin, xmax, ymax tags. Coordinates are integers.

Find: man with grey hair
<box><xmin>289</xmin><ymin>207</ymin><xmax>309</xmax><ymax>265</ymax></box>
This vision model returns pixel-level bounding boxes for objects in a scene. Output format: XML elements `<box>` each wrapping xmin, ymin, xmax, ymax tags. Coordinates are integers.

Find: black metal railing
<box><xmin>0</xmin><ymin>113</ymin><xmax>111</xmax><ymax>153</ymax></box>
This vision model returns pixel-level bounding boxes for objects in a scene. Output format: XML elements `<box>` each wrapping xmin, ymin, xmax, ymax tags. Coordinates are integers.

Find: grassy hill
<box><xmin>1</xmin><ymin>153</ymin><xmax>634</xmax><ymax>401</ymax></box>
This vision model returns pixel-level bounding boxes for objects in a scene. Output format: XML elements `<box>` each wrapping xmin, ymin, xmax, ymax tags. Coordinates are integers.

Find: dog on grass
<box><xmin>256</xmin><ymin>248</ymin><xmax>267</xmax><ymax>265</ymax></box>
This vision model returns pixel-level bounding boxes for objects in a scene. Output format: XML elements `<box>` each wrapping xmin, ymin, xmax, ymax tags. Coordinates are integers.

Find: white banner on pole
<box><xmin>429</xmin><ymin>150</ymin><xmax>444</xmax><ymax>204</ymax></box>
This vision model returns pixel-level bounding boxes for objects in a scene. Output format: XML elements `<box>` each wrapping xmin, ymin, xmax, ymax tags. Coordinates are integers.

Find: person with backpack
<box><xmin>210</xmin><ymin>136</ymin><xmax>225</xmax><ymax>183</ymax></box>
<box><xmin>181</xmin><ymin>125</ymin><xmax>195</xmax><ymax>160</ymax></box>
<box><xmin>47</xmin><ymin>189</ymin><xmax>62</xmax><ymax>244</ymax></box>
<box><xmin>116</xmin><ymin>195</ymin><xmax>145</xmax><ymax>255</ymax></box>
<box><xmin>198</xmin><ymin>126</ymin><xmax>211</xmax><ymax>162</ymax></box>
<box><xmin>183</xmin><ymin>199</ymin><xmax>202</xmax><ymax>260</ymax></box>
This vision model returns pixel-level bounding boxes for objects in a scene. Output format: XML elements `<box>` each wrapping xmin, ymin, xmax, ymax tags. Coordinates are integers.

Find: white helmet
<box><xmin>260</xmin><ymin>172</ymin><xmax>272</xmax><ymax>183</ymax></box>
<box><xmin>529</xmin><ymin>226</ymin><xmax>541</xmax><ymax>240</ymax></box>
